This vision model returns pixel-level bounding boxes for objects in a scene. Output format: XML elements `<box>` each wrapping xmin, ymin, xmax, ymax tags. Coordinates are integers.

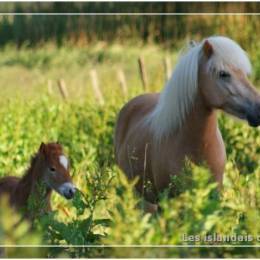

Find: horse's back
<box><xmin>114</xmin><ymin>93</ymin><xmax>159</xmax><ymax>159</ymax></box>
<box><xmin>0</xmin><ymin>176</ymin><xmax>19</xmax><ymax>196</ymax></box>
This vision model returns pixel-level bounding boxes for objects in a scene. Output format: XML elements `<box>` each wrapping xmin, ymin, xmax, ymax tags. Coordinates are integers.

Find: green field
<box><xmin>0</xmin><ymin>43</ymin><xmax>260</xmax><ymax>258</ymax></box>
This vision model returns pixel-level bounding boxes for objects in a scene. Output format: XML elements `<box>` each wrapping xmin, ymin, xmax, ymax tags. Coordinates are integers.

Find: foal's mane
<box><xmin>20</xmin><ymin>152</ymin><xmax>41</xmax><ymax>185</ymax></box>
<box><xmin>147</xmin><ymin>36</ymin><xmax>252</xmax><ymax>141</ymax></box>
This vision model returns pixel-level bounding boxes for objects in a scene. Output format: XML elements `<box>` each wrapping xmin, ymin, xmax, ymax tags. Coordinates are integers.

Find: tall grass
<box><xmin>0</xmin><ymin>43</ymin><xmax>260</xmax><ymax>257</ymax></box>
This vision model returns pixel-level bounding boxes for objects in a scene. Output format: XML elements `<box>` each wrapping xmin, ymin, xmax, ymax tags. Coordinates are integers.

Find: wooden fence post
<box><xmin>57</xmin><ymin>79</ymin><xmax>68</xmax><ymax>100</ymax></box>
<box><xmin>164</xmin><ymin>57</ymin><xmax>172</xmax><ymax>81</ymax></box>
<box><xmin>47</xmin><ymin>79</ymin><xmax>53</xmax><ymax>95</ymax></box>
<box><xmin>89</xmin><ymin>69</ymin><xmax>104</xmax><ymax>105</ymax></box>
<box><xmin>138</xmin><ymin>56</ymin><xmax>148</xmax><ymax>91</ymax></box>
<box><xmin>117</xmin><ymin>68</ymin><xmax>128</xmax><ymax>97</ymax></box>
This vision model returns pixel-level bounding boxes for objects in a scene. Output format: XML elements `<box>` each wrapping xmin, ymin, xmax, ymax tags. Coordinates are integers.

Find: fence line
<box><xmin>117</xmin><ymin>68</ymin><xmax>128</xmax><ymax>98</ymax></box>
<box><xmin>57</xmin><ymin>79</ymin><xmax>69</xmax><ymax>100</ymax></box>
<box><xmin>48</xmin><ymin>56</ymin><xmax>173</xmax><ymax>101</ymax></box>
<box><xmin>47</xmin><ymin>79</ymin><xmax>53</xmax><ymax>95</ymax></box>
<box><xmin>89</xmin><ymin>69</ymin><xmax>105</xmax><ymax>105</ymax></box>
<box><xmin>138</xmin><ymin>56</ymin><xmax>148</xmax><ymax>91</ymax></box>
<box><xmin>164</xmin><ymin>57</ymin><xmax>172</xmax><ymax>82</ymax></box>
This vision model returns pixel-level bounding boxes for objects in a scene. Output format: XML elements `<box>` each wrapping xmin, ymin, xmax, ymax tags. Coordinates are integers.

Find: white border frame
<box><xmin>0</xmin><ymin>9</ymin><xmax>259</xmax><ymax>249</ymax></box>
<box><xmin>0</xmin><ymin>13</ymin><xmax>260</xmax><ymax>15</ymax></box>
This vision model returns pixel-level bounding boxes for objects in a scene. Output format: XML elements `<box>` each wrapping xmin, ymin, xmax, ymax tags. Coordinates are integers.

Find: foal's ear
<box><xmin>203</xmin><ymin>40</ymin><xmax>213</xmax><ymax>58</ymax></box>
<box><xmin>39</xmin><ymin>142</ymin><xmax>46</xmax><ymax>153</ymax></box>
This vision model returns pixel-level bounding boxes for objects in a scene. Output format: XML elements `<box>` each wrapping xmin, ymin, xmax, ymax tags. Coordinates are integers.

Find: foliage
<box><xmin>0</xmin><ymin>197</ymin><xmax>45</xmax><ymax>257</ymax></box>
<box><xmin>0</xmin><ymin>3</ymin><xmax>259</xmax><ymax>48</ymax></box>
<box><xmin>0</xmin><ymin>44</ymin><xmax>260</xmax><ymax>257</ymax></box>
<box><xmin>37</xmin><ymin>166</ymin><xmax>113</xmax><ymax>257</ymax></box>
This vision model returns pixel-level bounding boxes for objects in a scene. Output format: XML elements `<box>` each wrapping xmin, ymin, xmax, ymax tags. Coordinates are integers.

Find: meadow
<box><xmin>0</xmin><ymin>41</ymin><xmax>260</xmax><ymax>258</ymax></box>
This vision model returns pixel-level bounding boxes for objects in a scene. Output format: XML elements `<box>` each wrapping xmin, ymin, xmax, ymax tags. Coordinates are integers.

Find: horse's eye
<box><xmin>49</xmin><ymin>167</ymin><xmax>56</xmax><ymax>172</ymax></box>
<box><xmin>219</xmin><ymin>70</ymin><xmax>231</xmax><ymax>79</ymax></box>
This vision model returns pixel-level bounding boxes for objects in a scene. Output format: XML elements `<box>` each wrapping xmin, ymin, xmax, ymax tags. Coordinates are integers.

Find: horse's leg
<box><xmin>210</xmin><ymin>128</ymin><xmax>226</xmax><ymax>190</ymax></box>
<box><xmin>214</xmin><ymin>170</ymin><xmax>224</xmax><ymax>190</ymax></box>
<box><xmin>209</xmin><ymin>165</ymin><xmax>224</xmax><ymax>191</ymax></box>
<box><xmin>139</xmin><ymin>198</ymin><xmax>158</xmax><ymax>214</ymax></box>
<box><xmin>134</xmin><ymin>185</ymin><xmax>159</xmax><ymax>213</ymax></box>
<box><xmin>135</xmin><ymin>178</ymin><xmax>159</xmax><ymax>214</ymax></box>
<box><xmin>0</xmin><ymin>247</ymin><xmax>5</xmax><ymax>257</ymax></box>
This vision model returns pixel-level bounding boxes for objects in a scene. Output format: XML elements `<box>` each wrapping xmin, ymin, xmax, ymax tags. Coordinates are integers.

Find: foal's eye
<box><xmin>219</xmin><ymin>70</ymin><xmax>231</xmax><ymax>79</ymax></box>
<box><xmin>49</xmin><ymin>167</ymin><xmax>56</xmax><ymax>172</ymax></box>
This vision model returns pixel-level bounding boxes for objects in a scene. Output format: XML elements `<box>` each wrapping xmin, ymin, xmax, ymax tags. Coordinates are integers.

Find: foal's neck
<box><xmin>13</xmin><ymin>155</ymin><xmax>52</xmax><ymax>212</ymax></box>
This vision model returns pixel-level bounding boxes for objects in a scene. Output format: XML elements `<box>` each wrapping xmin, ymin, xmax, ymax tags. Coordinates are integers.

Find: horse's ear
<box><xmin>203</xmin><ymin>40</ymin><xmax>213</xmax><ymax>58</ymax></box>
<box><xmin>39</xmin><ymin>142</ymin><xmax>46</xmax><ymax>153</ymax></box>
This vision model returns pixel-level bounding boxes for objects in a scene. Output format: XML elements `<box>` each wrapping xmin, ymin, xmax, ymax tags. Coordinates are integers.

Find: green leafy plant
<box><xmin>0</xmin><ymin>43</ymin><xmax>260</xmax><ymax>257</ymax></box>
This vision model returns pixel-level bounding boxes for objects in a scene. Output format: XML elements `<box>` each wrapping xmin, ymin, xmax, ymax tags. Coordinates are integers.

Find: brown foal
<box><xmin>0</xmin><ymin>142</ymin><xmax>76</xmax><ymax>217</ymax></box>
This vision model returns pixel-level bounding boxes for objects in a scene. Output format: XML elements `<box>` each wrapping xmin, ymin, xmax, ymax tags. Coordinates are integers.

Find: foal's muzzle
<box><xmin>58</xmin><ymin>182</ymin><xmax>76</xmax><ymax>199</ymax></box>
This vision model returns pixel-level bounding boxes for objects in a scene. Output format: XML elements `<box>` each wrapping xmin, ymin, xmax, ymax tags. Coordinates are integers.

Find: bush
<box><xmin>0</xmin><ymin>43</ymin><xmax>260</xmax><ymax>257</ymax></box>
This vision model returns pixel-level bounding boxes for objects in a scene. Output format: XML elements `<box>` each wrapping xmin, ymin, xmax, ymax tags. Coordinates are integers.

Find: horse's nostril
<box><xmin>67</xmin><ymin>188</ymin><xmax>75</xmax><ymax>198</ymax></box>
<box><xmin>247</xmin><ymin>111</ymin><xmax>260</xmax><ymax>127</ymax></box>
<box><xmin>58</xmin><ymin>183</ymin><xmax>76</xmax><ymax>199</ymax></box>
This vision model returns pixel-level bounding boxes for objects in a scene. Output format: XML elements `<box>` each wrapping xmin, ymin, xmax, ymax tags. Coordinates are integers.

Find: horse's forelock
<box><xmin>42</xmin><ymin>143</ymin><xmax>63</xmax><ymax>157</ymax></box>
<box><xmin>205</xmin><ymin>36</ymin><xmax>252</xmax><ymax>75</ymax></box>
<box><xmin>31</xmin><ymin>143</ymin><xmax>64</xmax><ymax>171</ymax></box>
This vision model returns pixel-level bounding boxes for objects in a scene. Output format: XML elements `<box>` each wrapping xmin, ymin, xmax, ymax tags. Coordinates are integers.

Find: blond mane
<box><xmin>147</xmin><ymin>36</ymin><xmax>252</xmax><ymax>141</ymax></box>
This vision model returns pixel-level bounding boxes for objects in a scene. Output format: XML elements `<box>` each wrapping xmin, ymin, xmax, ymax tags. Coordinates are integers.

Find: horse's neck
<box><xmin>173</xmin><ymin>93</ymin><xmax>224</xmax><ymax>169</ymax></box>
<box><xmin>179</xmin><ymin>95</ymin><xmax>226</xmax><ymax>184</ymax></box>
<box><xmin>182</xmin><ymin>95</ymin><xmax>218</xmax><ymax>141</ymax></box>
<box><xmin>13</xmin><ymin>156</ymin><xmax>52</xmax><ymax>210</ymax></box>
<box><xmin>14</xmin><ymin>175</ymin><xmax>52</xmax><ymax>211</ymax></box>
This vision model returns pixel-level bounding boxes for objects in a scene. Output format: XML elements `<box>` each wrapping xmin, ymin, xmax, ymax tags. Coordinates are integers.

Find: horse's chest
<box><xmin>150</xmin><ymin>138</ymin><xmax>209</xmax><ymax>181</ymax></box>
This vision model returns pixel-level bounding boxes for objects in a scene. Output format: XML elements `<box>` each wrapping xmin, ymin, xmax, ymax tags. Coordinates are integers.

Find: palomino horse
<box><xmin>0</xmin><ymin>142</ymin><xmax>76</xmax><ymax>216</ymax></box>
<box><xmin>115</xmin><ymin>36</ymin><xmax>260</xmax><ymax>209</ymax></box>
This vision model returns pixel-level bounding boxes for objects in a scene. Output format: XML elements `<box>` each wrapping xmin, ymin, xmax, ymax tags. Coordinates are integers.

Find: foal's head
<box><xmin>36</xmin><ymin>142</ymin><xmax>76</xmax><ymax>199</ymax></box>
<box><xmin>199</xmin><ymin>36</ymin><xmax>260</xmax><ymax>127</ymax></box>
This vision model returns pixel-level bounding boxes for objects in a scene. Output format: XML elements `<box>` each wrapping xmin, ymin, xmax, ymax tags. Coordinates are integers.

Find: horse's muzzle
<box><xmin>246</xmin><ymin>103</ymin><xmax>260</xmax><ymax>127</ymax></box>
<box><xmin>58</xmin><ymin>182</ymin><xmax>76</xmax><ymax>199</ymax></box>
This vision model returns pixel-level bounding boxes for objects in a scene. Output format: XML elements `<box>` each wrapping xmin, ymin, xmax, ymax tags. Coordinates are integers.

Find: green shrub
<box><xmin>0</xmin><ymin>44</ymin><xmax>259</xmax><ymax>257</ymax></box>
